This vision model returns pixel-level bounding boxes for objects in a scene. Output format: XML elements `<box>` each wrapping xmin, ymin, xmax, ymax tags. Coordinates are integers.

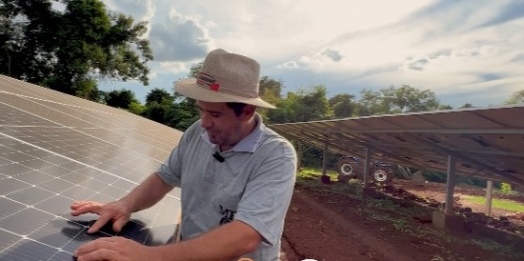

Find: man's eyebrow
<box><xmin>197</xmin><ymin>106</ymin><xmax>222</xmax><ymax>114</ymax></box>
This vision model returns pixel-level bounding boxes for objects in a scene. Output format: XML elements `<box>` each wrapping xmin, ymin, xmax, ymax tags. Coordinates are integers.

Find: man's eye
<box><xmin>210</xmin><ymin>113</ymin><xmax>221</xmax><ymax>117</ymax></box>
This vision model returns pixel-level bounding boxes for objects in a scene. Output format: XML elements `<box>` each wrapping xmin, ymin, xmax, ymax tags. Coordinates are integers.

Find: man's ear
<box><xmin>242</xmin><ymin>105</ymin><xmax>256</xmax><ymax>119</ymax></box>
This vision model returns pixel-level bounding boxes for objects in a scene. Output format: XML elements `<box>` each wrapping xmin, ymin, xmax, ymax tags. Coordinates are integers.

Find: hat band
<box><xmin>196</xmin><ymin>72</ymin><xmax>259</xmax><ymax>99</ymax></box>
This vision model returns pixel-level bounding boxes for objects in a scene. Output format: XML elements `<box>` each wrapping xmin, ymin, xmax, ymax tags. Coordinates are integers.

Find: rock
<box><xmin>320</xmin><ymin>175</ymin><xmax>331</xmax><ymax>185</ymax></box>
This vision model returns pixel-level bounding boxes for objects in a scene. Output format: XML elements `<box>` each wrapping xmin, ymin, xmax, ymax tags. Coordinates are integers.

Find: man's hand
<box><xmin>70</xmin><ymin>200</ymin><xmax>132</xmax><ymax>234</ymax></box>
<box><xmin>74</xmin><ymin>236</ymin><xmax>153</xmax><ymax>261</ymax></box>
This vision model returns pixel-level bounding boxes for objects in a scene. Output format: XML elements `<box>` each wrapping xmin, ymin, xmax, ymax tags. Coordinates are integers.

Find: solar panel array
<box><xmin>0</xmin><ymin>75</ymin><xmax>183</xmax><ymax>260</ymax></box>
<box><xmin>269</xmin><ymin>106</ymin><xmax>524</xmax><ymax>186</ymax></box>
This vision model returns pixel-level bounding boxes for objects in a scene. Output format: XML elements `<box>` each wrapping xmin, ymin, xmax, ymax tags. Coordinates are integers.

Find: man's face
<box><xmin>196</xmin><ymin>100</ymin><xmax>253</xmax><ymax>148</ymax></box>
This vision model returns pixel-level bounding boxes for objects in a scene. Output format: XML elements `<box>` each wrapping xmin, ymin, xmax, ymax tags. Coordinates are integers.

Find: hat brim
<box><xmin>174</xmin><ymin>78</ymin><xmax>276</xmax><ymax>109</ymax></box>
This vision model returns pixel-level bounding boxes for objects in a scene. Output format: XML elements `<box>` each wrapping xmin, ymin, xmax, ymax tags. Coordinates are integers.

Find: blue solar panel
<box><xmin>0</xmin><ymin>75</ymin><xmax>183</xmax><ymax>260</ymax></box>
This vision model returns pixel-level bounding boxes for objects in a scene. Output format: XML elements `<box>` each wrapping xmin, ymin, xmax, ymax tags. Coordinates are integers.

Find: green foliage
<box><xmin>500</xmin><ymin>183</ymin><xmax>512</xmax><ymax>195</ymax></box>
<box><xmin>355</xmin><ymin>84</ymin><xmax>440</xmax><ymax>116</ymax></box>
<box><xmin>329</xmin><ymin>93</ymin><xmax>356</xmax><ymax>118</ymax></box>
<box><xmin>146</xmin><ymin>88</ymin><xmax>174</xmax><ymax>105</ymax></box>
<box><xmin>128</xmin><ymin>102</ymin><xmax>146</xmax><ymax>115</ymax></box>
<box><xmin>460</xmin><ymin>103</ymin><xmax>475</xmax><ymax>108</ymax></box>
<box><xmin>0</xmin><ymin>0</ymin><xmax>152</xmax><ymax>98</ymax></box>
<box><xmin>266</xmin><ymin>85</ymin><xmax>332</xmax><ymax>123</ymax></box>
<box><xmin>505</xmin><ymin>90</ymin><xmax>524</xmax><ymax>105</ymax></box>
<box><xmin>105</xmin><ymin>89</ymin><xmax>138</xmax><ymax>109</ymax></box>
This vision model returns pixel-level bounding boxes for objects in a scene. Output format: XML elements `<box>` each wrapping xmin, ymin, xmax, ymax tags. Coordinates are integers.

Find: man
<box><xmin>71</xmin><ymin>49</ymin><xmax>297</xmax><ymax>261</ymax></box>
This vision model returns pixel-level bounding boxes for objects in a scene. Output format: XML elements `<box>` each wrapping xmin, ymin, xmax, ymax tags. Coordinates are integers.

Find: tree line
<box><xmin>2</xmin><ymin>0</ymin><xmax>523</xmax><ymax>189</ymax></box>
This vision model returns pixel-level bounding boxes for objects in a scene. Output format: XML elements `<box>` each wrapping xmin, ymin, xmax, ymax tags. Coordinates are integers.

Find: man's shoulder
<box><xmin>257</xmin><ymin>125</ymin><xmax>296</xmax><ymax>159</ymax></box>
<box><xmin>180</xmin><ymin>120</ymin><xmax>204</xmax><ymax>141</ymax></box>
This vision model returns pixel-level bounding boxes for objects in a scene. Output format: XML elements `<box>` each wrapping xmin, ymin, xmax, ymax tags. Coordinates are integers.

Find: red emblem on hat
<box><xmin>210</xmin><ymin>83</ymin><xmax>220</xmax><ymax>91</ymax></box>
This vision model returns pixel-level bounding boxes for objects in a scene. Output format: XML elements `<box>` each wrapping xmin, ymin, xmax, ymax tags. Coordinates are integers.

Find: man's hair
<box><xmin>226</xmin><ymin>102</ymin><xmax>248</xmax><ymax>117</ymax></box>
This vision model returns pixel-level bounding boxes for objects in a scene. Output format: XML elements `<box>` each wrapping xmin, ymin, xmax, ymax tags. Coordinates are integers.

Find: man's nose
<box><xmin>200</xmin><ymin>114</ymin><xmax>213</xmax><ymax>129</ymax></box>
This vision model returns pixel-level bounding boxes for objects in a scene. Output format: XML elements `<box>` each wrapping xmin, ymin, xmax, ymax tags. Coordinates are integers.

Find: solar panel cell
<box><xmin>1</xmin><ymin>239</ymin><xmax>58</xmax><ymax>261</ymax></box>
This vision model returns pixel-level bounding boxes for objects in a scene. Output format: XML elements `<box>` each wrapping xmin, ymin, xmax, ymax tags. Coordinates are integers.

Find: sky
<box><xmin>83</xmin><ymin>0</ymin><xmax>524</xmax><ymax>108</ymax></box>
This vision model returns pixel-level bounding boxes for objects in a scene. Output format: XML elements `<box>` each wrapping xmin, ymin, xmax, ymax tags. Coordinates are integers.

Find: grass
<box><xmin>464</xmin><ymin>195</ymin><xmax>524</xmax><ymax>212</ymax></box>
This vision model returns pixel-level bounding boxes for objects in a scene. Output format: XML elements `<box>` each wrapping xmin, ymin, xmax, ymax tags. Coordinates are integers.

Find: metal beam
<box><xmin>320</xmin><ymin>128</ymin><xmax>524</xmax><ymax>135</ymax></box>
<box><xmin>403</xmin><ymin>133</ymin><xmax>524</xmax><ymax>186</ymax></box>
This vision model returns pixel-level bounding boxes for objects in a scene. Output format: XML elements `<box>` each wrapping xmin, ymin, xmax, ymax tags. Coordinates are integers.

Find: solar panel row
<box><xmin>270</xmin><ymin>105</ymin><xmax>524</xmax><ymax>185</ymax></box>
<box><xmin>0</xmin><ymin>75</ymin><xmax>183</xmax><ymax>260</ymax></box>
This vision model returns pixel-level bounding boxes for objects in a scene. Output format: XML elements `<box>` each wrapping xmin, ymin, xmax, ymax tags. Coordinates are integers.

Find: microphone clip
<box><xmin>213</xmin><ymin>151</ymin><xmax>225</xmax><ymax>162</ymax></box>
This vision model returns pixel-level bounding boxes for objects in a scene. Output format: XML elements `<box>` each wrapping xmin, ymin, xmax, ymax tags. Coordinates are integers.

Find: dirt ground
<box><xmin>278</xmin><ymin>178</ymin><xmax>524</xmax><ymax>261</ymax></box>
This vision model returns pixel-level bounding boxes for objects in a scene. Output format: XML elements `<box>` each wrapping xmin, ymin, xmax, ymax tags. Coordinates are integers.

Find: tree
<box><xmin>266</xmin><ymin>85</ymin><xmax>332</xmax><ymax>123</ymax></box>
<box><xmin>0</xmin><ymin>0</ymin><xmax>153</xmax><ymax>99</ymax></box>
<box><xmin>460</xmin><ymin>103</ymin><xmax>475</xmax><ymax>109</ymax></box>
<box><xmin>259</xmin><ymin>76</ymin><xmax>283</xmax><ymax>98</ymax></box>
<box><xmin>355</xmin><ymin>85</ymin><xmax>441</xmax><ymax>116</ymax></box>
<box><xmin>328</xmin><ymin>94</ymin><xmax>356</xmax><ymax>118</ymax></box>
<box><xmin>105</xmin><ymin>89</ymin><xmax>138</xmax><ymax>109</ymax></box>
<box><xmin>355</xmin><ymin>88</ymin><xmax>392</xmax><ymax>116</ymax></box>
<box><xmin>146</xmin><ymin>88</ymin><xmax>174</xmax><ymax>105</ymax></box>
<box><xmin>505</xmin><ymin>90</ymin><xmax>524</xmax><ymax>105</ymax></box>
<box><xmin>438</xmin><ymin>104</ymin><xmax>453</xmax><ymax>110</ymax></box>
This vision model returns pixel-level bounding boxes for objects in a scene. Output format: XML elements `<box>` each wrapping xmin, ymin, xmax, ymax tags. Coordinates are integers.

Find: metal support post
<box><xmin>486</xmin><ymin>180</ymin><xmax>493</xmax><ymax>216</ymax></box>
<box><xmin>322</xmin><ymin>139</ymin><xmax>328</xmax><ymax>176</ymax></box>
<box><xmin>445</xmin><ymin>155</ymin><xmax>456</xmax><ymax>215</ymax></box>
<box><xmin>363</xmin><ymin>147</ymin><xmax>370</xmax><ymax>188</ymax></box>
<box><xmin>297</xmin><ymin>141</ymin><xmax>302</xmax><ymax>170</ymax></box>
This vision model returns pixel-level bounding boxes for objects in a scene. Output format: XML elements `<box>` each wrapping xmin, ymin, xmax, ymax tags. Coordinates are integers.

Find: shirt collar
<box><xmin>201</xmin><ymin>113</ymin><xmax>265</xmax><ymax>153</ymax></box>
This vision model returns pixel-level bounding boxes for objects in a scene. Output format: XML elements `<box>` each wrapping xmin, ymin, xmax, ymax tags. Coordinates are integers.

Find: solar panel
<box><xmin>269</xmin><ymin>106</ymin><xmax>524</xmax><ymax>185</ymax></box>
<box><xmin>0</xmin><ymin>75</ymin><xmax>183</xmax><ymax>260</ymax></box>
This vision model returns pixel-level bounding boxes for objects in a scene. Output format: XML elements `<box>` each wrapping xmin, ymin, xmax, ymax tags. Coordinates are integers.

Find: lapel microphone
<box><xmin>213</xmin><ymin>151</ymin><xmax>225</xmax><ymax>162</ymax></box>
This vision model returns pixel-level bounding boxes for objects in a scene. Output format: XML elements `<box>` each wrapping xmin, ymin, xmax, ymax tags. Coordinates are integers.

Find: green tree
<box><xmin>146</xmin><ymin>88</ymin><xmax>174</xmax><ymax>105</ymax></box>
<box><xmin>128</xmin><ymin>102</ymin><xmax>146</xmax><ymax>115</ymax></box>
<box><xmin>438</xmin><ymin>104</ymin><xmax>453</xmax><ymax>110</ymax></box>
<box><xmin>460</xmin><ymin>103</ymin><xmax>475</xmax><ymax>108</ymax></box>
<box><xmin>328</xmin><ymin>93</ymin><xmax>356</xmax><ymax>118</ymax></box>
<box><xmin>505</xmin><ymin>90</ymin><xmax>524</xmax><ymax>105</ymax></box>
<box><xmin>355</xmin><ymin>88</ymin><xmax>392</xmax><ymax>116</ymax></box>
<box><xmin>355</xmin><ymin>85</ymin><xmax>441</xmax><ymax>116</ymax></box>
<box><xmin>0</xmin><ymin>0</ymin><xmax>153</xmax><ymax>99</ymax></box>
<box><xmin>267</xmin><ymin>85</ymin><xmax>332</xmax><ymax>123</ymax></box>
<box><xmin>105</xmin><ymin>89</ymin><xmax>138</xmax><ymax>109</ymax></box>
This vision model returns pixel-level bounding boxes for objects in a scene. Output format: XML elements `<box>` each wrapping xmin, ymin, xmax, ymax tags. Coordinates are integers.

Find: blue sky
<box><xmin>85</xmin><ymin>0</ymin><xmax>523</xmax><ymax>108</ymax></box>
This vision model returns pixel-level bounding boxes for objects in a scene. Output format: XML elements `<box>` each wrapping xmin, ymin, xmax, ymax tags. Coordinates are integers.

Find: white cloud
<box><xmin>148</xmin><ymin>7</ymin><xmax>214</xmax><ymax>62</ymax></box>
<box><xmin>98</xmin><ymin>0</ymin><xmax>524</xmax><ymax>108</ymax></box>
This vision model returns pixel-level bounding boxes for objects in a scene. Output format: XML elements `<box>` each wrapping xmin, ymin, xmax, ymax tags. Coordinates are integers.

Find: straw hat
<box><xmin>174</xmin><ymin>49</ymin><xmax>276</xmax><ymax>109</ymax></box>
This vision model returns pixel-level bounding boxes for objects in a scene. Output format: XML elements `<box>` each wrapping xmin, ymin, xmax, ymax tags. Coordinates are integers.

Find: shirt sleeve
<box><xmin>233</xmin><ymin>140</ymin><xmax>297</xmax><ymax>246</ymax></box>
<box><xmin>155</xmin><ymin>121</ymin><xmax>198</xmax><ymax>187</ymax></box>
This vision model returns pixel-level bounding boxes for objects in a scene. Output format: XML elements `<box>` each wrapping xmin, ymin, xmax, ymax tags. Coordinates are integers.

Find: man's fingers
<box><xmin>87</xmin><ymin>215</ymin><xmax>112</xmax><ymax>234</ymax></box>
<box><xmin>70</xmin><ymin>202</ymin><xmax>102</xmax><ymax>216</ymax></box>
<box><xmin>71</xmin><ymin>201</ymin><xmax>98</xmax><ymax>210</ymax></box>
<box><xmin>113</xmin><ymin>217</ymin><xmax>128</xmax><ymax>233</ymax></box>
<box><xmin>76</xmin><ymin>245</ymin><xmax>118</xmax><ymax>261</ymax></box>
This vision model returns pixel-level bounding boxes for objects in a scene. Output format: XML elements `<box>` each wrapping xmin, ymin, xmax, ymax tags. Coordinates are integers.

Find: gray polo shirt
<box><xmin>156</xmin><ymin>113</ymin><xmax>297</xmax><ymax>261</ymax></box>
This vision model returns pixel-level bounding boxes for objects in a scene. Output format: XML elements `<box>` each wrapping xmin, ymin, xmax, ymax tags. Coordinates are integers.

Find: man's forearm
<box><xmin>152</xmin><ymin>220</ymin><xmax>261</xmax><ymax>261</ymax></box>
<box><xmin>120</xmin><ymin>172</ymin><xmax>174</xmax><ymax>212</ymax></box>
